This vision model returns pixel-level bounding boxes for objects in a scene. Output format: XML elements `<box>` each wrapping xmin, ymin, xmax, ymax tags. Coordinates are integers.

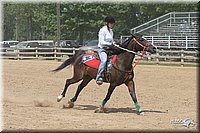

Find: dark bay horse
<box><xmin>53</xmin><ymin>33</ymin><xmax>156</xmax><ymax>115</ymax></box>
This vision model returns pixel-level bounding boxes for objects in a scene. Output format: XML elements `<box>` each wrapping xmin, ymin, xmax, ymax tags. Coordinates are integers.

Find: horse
<box><xmin>53</xmin><ymin>33</ymin><xmax>156</xmax><ymax>115</ymax></box>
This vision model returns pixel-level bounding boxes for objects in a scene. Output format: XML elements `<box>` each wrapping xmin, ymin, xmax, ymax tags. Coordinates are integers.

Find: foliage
<box><xmin>3</xmin><ymin>2</ymin><xmax>198</xmax><ymax>44</ymax></box>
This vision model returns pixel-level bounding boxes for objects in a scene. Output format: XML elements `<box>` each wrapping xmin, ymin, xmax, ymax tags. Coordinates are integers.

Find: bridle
<box><xmin>131</xmin><ymin>34</ymin><xmax>151</xmax><ymax>68</ymax></box>
<box><xmin>114</xmin><ymin>34</ymin><xmax>151</xmax><ymax>69</ymax></box>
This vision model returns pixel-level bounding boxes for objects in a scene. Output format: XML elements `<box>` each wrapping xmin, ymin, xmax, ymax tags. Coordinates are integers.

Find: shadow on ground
<box><xmin>69</xmin><ymin>104</ymin><xmax>168</xmax><ymax>114</ymax></box>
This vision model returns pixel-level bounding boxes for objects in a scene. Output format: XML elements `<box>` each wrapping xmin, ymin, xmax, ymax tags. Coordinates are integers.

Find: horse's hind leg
<box><xmin>57</xmin><ymin>75</ymin><xmax>82</xmax><ymax>102</ymax></box>
<box><xmin>57</xmin><ymin>54</ymin><xmax>84</xmax><ymax>102</ymax></box>
<box><xmin>67</xmin><ymin>75</ymin><xmax>92</xmax><ymax>108</ymax></box>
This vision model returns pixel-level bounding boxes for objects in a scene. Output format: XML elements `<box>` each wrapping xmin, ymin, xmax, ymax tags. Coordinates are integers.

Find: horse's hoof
<box><xmin>57</xmin><ymin>95</ymin><xmax>63</xmax><ymax>102</ymax></box>
<box><xmin>62</xmin><ymin>101</ymin><xmax>74</xmax><ymax>109</ymax></box>
<box><xmin>94</xmin><ymin>107</ymin><xmax>108</xmax><ymax>113</ymax></box>
<box><xmin>67</xmin><ymin>100</ymin><xmax>74</xmax><ymax>108</ymax></box>
<box><xmin>136</xmin><ymin>111</ymin><xmax>144</xmax><ymax>116</ymax></box>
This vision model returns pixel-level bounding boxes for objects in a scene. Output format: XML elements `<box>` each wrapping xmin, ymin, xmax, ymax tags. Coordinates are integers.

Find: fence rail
<box><xmin>0</xmin><ymin>47</ymin><xmax>78</xmax><ymax>60</ymax></box>
<box><xmin>120</xmin><ymin>35</ymin><xmax>199</xmax><ymax>49</ymax></box>
<box><xmin>145</xmin><ymin>49</ymin><xmax>199</xmax><ymax>64</ymax></box>
<box><xmin>0</xmin><ymin>47</ymin><xmax>199</xmax><ymax>66</ymax></box>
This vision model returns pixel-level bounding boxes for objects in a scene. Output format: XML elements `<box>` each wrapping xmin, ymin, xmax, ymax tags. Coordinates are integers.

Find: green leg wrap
<box><xmin>135</xmin><ymin>102</ymin><xmax>142</xmax><ymax>113</ymax></box>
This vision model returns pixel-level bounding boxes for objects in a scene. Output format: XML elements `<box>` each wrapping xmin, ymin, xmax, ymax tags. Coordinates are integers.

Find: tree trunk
<box><xmin>41</xmin><ymin>28</ymin><xmax>45</xmax><ymax>40</ymax></box>
<box><xmin>27</xmin><ymin>16</ymin><xmax>32</xmax><ymax>40</ymax></box>
<box><xmin>56</xmin><ymin>2</ymin><xmax>61</xmax><ymax>46</ymax></box>
<box><xmin>79</xmin><ymin>26</ymin><xmax>84</xmax><ymax>46</ymax></box>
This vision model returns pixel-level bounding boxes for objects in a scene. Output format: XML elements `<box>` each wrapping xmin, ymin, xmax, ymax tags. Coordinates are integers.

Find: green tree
<box><xmin>3</xmin><ymin>2</ymin><xmax>198</xmax><ymax>43</ymax></box>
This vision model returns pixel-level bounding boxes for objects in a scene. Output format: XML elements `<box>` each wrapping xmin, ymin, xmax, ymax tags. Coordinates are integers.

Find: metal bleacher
<box><xmin>121</xmin><ymin>12</ymin><xmax>199</xmax><ymax>50</ymax></box>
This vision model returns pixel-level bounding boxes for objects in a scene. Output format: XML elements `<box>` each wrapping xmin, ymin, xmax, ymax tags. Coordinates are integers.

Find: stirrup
<box><xmin>96</xmin><ymin>77</ymin><xmax>103</xmax><ymax>85</ymax></box>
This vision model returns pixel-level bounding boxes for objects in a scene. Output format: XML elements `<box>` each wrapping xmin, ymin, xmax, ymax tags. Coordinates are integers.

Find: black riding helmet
<box><xmin>105</xmin><ymin>16</ymin><xmax>115</xmax><ymax>24</ymax></box>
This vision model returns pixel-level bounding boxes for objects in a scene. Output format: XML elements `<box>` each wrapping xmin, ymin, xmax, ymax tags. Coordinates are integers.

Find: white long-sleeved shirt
<box><xmin>98</xmin><ymin>25</ymin><xmax>114</xmax><ymax>48</ymax></box>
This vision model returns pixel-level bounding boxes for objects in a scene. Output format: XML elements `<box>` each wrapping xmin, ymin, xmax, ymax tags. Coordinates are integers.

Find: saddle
<box><xmin>93</xmin><ymin>50</ymin><xmax>115</xmax><ymax>60</ymax></box>
<box><xmin>81</xmin><ymin>51</ymin><xmax>117</xmax><ymax>82</ymax></box>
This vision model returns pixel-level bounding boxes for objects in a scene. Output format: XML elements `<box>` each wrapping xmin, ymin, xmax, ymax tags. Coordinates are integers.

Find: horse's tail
<box><xmin>52</xmin><ymin>50</ymin><xmax>85</xmax><ymax>72</ymax></box>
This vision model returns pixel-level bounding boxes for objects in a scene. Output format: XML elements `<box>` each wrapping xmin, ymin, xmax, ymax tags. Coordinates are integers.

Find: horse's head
<box><xmin>130</xmin><ymin>33</ymin><xmax>156</xmax><ymax>54</ymax></box>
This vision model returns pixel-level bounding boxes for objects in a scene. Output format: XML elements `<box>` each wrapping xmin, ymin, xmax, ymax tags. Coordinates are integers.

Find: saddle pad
<box><xmin>82</xmin><ymin>52</ymin><xmax>117</xmax><ymax>69</ymax></box>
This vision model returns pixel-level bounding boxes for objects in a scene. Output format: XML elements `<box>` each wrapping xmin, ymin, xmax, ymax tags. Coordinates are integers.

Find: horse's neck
<box><xmin>115</xmin><ymin>51</ymin><xmax>135</xmax><ymax>71</ymax></box>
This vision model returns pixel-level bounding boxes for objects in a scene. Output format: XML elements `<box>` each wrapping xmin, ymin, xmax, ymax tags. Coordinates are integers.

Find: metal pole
<box><xmin>157</xmin><ymin>18</ymin><xmax>159</xmax><ymax>32</ymax></box>
<box><xmin>170</xmin><ymin>13</ymin><xmax>171</xmax><ymax>26</ymax></box>
<box><xmin>188</xmin><ymin>13</ymin><xmax>190</xmax><ymax>26</ymax></box>
<box><xmin>151</xmin><ymin>36</ymin><xmax>154</xmax><ymax>46</ymax></box>
<box><xmin>173</xmin><ymin>12</ymin><xmax>175</xmax><ymax>23</ymax></box>
<box><xmin>56</xmin><ymin>2</ymin><xmax>61</xmax><ymax>46</ymax></box>
<box><xmin>186</xmin><ymin>36</ymin><xmax>188</xmax><ymax>49</ymax></box>
<box><xmin>168</xmin><ymin>36</ymin><xmax>170</xmax><ymax>49</ymax></box>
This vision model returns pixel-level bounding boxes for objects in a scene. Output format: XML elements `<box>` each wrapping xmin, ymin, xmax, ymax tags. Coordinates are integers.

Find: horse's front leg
<box><xmin>95</xmin><ymin>83</ymin><xmax>116</xmax><ymax>113</ymax></box>
<box><xmin>125</xmin><ymin>80</ymin><xmax>143</xmax><ymax>115</ymax></box>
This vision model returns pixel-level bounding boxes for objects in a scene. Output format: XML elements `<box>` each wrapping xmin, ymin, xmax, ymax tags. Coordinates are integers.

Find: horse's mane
<box><xmin>121</xmin><ymin>33</ymin><xmax>143</xmax><ymax>47</ymax></box>
<box><xmin>111</xmin><ymin>38</ymin><xmax>130</xmax><ymax>55</ymax></box>
<box><xmin>120</xmin><ymin>37</ymin><xmax>132</xmax><ymax>48</ymax></box>
<box><xmin>132</xmin><ymin>33</ymin><xmax>143</xmax><ymax>39</ymax></box>
<box><xmin>111</xmin><ymin>33</ymin><xmax>143</xmax><ymax>55</ymax></box>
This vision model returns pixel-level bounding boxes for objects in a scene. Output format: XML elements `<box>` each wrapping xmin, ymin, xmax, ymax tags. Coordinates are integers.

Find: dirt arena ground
<box><xmin>2</xmin><ymin>59</ymin><xmax>198</xmax><ymax>131</ymax></box>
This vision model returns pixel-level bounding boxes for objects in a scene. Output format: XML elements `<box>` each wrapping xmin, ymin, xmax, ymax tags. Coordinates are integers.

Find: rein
<box><xmin>114</xmin><ymin>35</ymin><xmax>149</xmax><ymax>70</ymax></box>
<box><xmin>132</xmin><ymin>37</ymin><xmax>147</xmax><ymax>68</ymax></box>
<box><xmin>114</xmin><ymin>44</ymin><xmax>138</xmax><ymax>55</ymax></box>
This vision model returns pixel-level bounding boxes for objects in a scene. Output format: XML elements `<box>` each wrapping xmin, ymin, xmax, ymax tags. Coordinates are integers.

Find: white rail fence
<box><xmin>0</xmin><ymin>47</ymin><xmax>199</xmax><ymax>65</ymax></box>
<box><xmin>120</xmin><ymin>35</ymin><xmax>199</xmax><ymax>50</ymax></box>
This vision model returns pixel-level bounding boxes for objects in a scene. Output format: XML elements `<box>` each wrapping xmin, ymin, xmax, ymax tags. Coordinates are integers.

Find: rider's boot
<box><xmin>96</xmin><ymin>77</ymin><xmax>103</xmax><ymax>85</ymax></box>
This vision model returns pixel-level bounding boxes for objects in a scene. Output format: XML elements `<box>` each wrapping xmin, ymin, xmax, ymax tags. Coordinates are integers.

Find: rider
<box><xmin>96</xmin><ymin>15</ymin><xmax>115</xmax><ymax>85</ymax></box>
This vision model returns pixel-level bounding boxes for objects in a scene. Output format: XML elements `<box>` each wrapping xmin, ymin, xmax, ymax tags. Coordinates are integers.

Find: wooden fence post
<box><xmin>156</xmin><ymin>49</ymin><xmax>159</xmax><ymax>65</ymax></box>
<box><xmin>162</xmin><ymin>49</ymin><xmax>167</xmax><ymax>61</ymax></box>
<box><xmin>147</xmin><ymin>53</ymin><xmax>151</xmax><ymax>62</ymax></box>
<box><xmin>35</xmin><ymin>47</ymin><xmax>38</xmax><ymax>59</ymax></box>
<box><xmin>181</xmin><ymin>49</ymin><xmax>184</xmax><ymax>66</ymax></box>
<box><xmin>54</xmin><ymin>47</ymin><xmax>57</xmax><ymax>60</ymax></box>
<box><xmin>17</xmin><ymin>49</ymin><xmax>20</xmax><ymax>60</ymax></box>
<box><xmin>72</xmin><ymin>48</ymin><xmax>75</xmax><ymax>55</ymax></box>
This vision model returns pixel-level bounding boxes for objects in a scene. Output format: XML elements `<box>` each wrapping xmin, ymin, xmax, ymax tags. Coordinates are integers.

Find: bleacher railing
<box><xmin>125</xmin><ymin>12</ymin><xmax>199</xmax><ymax>50</ymax></box>
<box><xmin>130</xmin><ymin>12</ymin><xmax>199</xmax><ymax>35</ymax></box>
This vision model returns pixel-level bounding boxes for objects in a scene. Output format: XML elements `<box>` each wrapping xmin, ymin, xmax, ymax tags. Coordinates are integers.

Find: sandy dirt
<box><xmin>2</xmin><ymin>59</ymin><xmax>198</xmax><ymax>131</ymax></box>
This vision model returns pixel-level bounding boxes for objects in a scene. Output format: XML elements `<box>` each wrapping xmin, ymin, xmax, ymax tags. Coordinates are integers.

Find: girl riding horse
<box><xmin>53</xmin><ymin>33</ymin><xmax>156</xmax><ymax>115</ymax></box>
<box><xmin>96</xmin><ymin>15</ymin><xmax>116</xmax><ymax>85</ymax></box>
